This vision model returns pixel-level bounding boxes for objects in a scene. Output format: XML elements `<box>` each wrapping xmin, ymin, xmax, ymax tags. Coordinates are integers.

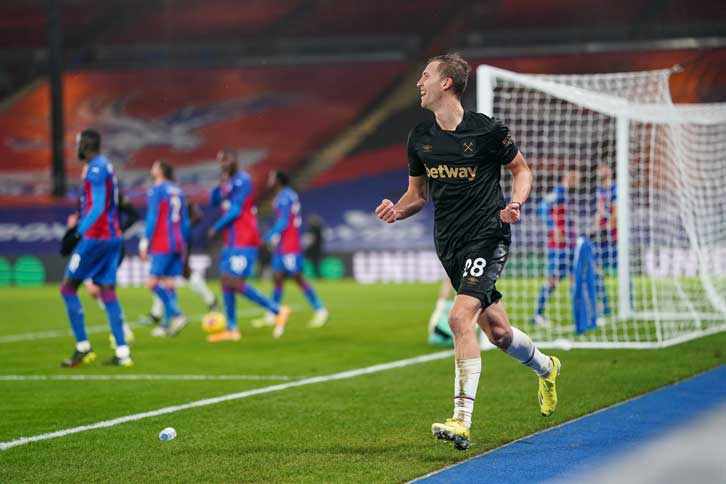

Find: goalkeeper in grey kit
<box><xmin>375</xmin><ymin>53</ymin><xmax>561</xmax><ymax>450</ymax></box>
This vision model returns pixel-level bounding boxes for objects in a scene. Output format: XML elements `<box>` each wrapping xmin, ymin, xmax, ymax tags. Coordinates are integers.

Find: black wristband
<box><xmin>510</xmin><ymin>201</ymin><xmax>522</xmax><ymax>209</ymax></box>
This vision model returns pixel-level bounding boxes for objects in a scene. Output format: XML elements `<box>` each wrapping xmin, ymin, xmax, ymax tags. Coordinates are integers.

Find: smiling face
<box><xmin>416</xmin><ymin>61</ymin><xmax>450</xmax><ymax>111</ymax></box>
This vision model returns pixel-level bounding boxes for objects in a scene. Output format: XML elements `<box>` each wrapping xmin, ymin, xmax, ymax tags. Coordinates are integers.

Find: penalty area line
<box><xmin>0</xmin><ymin>350</ymin><xmax>454</xmax><ymax>451</ymax></box>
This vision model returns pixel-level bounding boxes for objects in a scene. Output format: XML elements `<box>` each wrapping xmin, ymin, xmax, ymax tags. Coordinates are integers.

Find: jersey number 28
<box><xmin>463</xmin><ymin>257</ymin><xmax>487</xmax><ymax>277</ymax></box>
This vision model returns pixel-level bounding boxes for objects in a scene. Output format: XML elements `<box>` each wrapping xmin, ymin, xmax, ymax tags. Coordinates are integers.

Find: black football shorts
<box><xmin>441</xmin><ymin>239</ymin><xmax>509</xmax><ymax>309</ymax></box>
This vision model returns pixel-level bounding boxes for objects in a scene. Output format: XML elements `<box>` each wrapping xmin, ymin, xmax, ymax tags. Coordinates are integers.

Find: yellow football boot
<box><xmin>60</xmin><ymin>349</ymin><xmax>97</xmax><ymax>368</ymax></box>
<box><xmin>431</xmin><ymin>418</ymin><xmax>471</xmax><ymax>451</ymax></box>
<box><xmin>538</xmin><ymin>356</ymin><xmax>561</xmax><ymax>417</ymax></box>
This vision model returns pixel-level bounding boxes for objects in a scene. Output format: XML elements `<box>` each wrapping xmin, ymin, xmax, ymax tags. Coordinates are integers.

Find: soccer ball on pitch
<box><xmin>201</xmin><ymin>311</ymin><xmax>226</xmax><ymax>334</ymax></box>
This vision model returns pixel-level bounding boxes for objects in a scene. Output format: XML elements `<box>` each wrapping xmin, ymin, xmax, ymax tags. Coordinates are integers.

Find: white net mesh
<box><xmin>477</xmin><ymin>65</ymin><xmax>726</xmax><ymax>348</ymax></box>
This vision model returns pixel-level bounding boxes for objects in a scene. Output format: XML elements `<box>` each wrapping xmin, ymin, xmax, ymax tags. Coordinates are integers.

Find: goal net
<box><xmin>477</xmin><ymin>65</ymin><xmax>726</xmax><ymax>349</ymax></box>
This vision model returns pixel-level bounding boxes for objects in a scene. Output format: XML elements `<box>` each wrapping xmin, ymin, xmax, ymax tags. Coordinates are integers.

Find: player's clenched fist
<box><xmin>375</xmin><ymin>199</ymin><xmax>398</xmax><ymax>223</ymax></box>
<box><xmin>499</xmin><ymin>202</ymin><xmax>522</xmax><ymax>224</ymax></box>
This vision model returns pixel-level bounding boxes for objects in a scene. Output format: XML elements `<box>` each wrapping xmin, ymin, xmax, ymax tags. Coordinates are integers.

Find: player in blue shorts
<box><xmin>139</xmin><ymin>159</ymin><xmax>190</xmax><ymax>337</ymax></box>
<box><xmin>532</xmin><ymin>169</ymin><xmax>579</xmax><ymax>327</ymax></box>
<box><xmin>254</xmin><ymin>171</ymin><xmax>327</xmax><ymax>328</ymax></box>
<box><xmin>207</xmin><ymin>150</ymin><xmax>291</xmax><ymax>341</ymax></box>
<box><xmin>59</xmin><ymin>129</ymin><xmax>132</xmax><ymax>367</ymax></box>
<box><xmin>146</xmin><ymin>201</ymin><xmax>217</xmax><ymax>325</ymax></box>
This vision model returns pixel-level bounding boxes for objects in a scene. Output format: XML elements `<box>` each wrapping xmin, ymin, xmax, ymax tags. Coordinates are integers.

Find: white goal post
<box><xmin>477</xmin><ymin>64</ymin><xmax>726</xmax><ymax>349</ymax></box>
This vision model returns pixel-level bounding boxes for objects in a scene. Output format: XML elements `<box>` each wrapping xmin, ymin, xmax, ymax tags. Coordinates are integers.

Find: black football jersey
<box><xmin>407</xmin><ymin>111</ymin><xmax>518</xmax><ymax>261</ymax></box>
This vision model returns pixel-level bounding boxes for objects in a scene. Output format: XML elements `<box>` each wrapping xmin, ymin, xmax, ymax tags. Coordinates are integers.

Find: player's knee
<box><xmin>85</xmin><ymin>282</ymin><xmax>100</xmax><ymax>299</ymax></box>
<box><xmin>146</xmin><ymin>278</ymin><xmax>158</xmax><ymax>290</ymax></box>
<box><xmin>488</xmin><ymin>325</ymin><xmax>513</xmax><ymax>349</ymax></box>
<box><xmin>447</xmin><ymin>311</ymin><xmax>471</xmax><ymax>336</ymax></box>
<box><xmin>60</xmin><ymin>281</ymin><xmax>78</xmax><ymax>296</ymax></box>
<box><xmin>220</xmin><ymin>273</ymin><xmax>233</xmax><ymax>287</ymax></box>
<box><xmin>99</xmin><ymin>286</ymin><xmax>117</xmax><ymax>303</ymax></box>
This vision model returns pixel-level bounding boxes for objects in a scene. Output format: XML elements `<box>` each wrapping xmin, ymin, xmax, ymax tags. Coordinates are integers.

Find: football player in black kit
<box><xmin>375</xmin><ymin>54</ymin><xmax>561</xmax><ymax>451</ymax></box>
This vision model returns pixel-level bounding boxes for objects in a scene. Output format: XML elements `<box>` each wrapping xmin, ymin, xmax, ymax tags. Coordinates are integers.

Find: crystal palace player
<box><xmin>375</xmin><ymin>54</ymin><xmax>561</xmax><ymax>450</ymax></box>
<box><xmin>592</xmin><ymin>161</ymin><xmax>616</xmax><ymax>319</ymax></box>
<box><xmin>532</xmin><ymin>169</ymin><xmax>579</xmax><ymax>327</ymax></box>
<box><xmin>207</xmin><ymin>150</ymin><xmax>291</xmax><ymax>341</ymax></box>
<box><xmin>139</xmin><ymin>159</ymin><xmax>190</xmax><ymax>337</ymax></box>
<box><xmin>255</xmin><ymin>170</ymin><xmax>327</xmax><ymax>329</ymax></box>
<box><xmin>60</xmin><ymin>129</ymin><xmax>132</xmax><ymax>367</ymax></box>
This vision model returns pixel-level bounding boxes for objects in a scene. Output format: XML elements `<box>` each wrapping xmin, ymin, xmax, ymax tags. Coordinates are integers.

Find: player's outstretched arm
<box><xmin>375</xmin><ymin>175</ymin><xmax>427</xmax><ymax>223</ymax></box>
<box><xmin>501</xmin><ymin>151</ymin><xmax>532</xmax><ymax>224</ymax></box>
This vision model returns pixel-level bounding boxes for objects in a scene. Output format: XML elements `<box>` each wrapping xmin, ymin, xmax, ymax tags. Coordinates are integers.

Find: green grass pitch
<box><xmin>0</xmin><ymin>281</ymin><xmax>724</xmax><ymax>483</ymax></box>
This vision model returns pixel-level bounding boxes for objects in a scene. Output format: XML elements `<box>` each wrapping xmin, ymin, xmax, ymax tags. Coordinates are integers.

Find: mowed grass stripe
<box><xmin>0</xmin><ymin>350</ymin><xmax>453</xmax><ymax>451</ymax></box>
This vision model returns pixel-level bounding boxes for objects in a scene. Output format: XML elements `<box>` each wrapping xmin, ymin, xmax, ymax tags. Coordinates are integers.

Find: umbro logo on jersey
<box><xmin>422</xmin><ymin>144</ymin><xmax>432</xmax><ymax>152</ymax></box>
<box><xmin>425</xmin><ymin>165</ymin><xmax>477</xmax><ymax>181</ymax></box>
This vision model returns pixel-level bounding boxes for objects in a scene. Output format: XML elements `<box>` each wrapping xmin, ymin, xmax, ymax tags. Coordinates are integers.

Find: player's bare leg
<box><xmin>84</xmin><ymin>280</ymin><xmax>106</xmax><ymax>309</ymax></box>
<box><xmin>478</xmin><ymin>302</ymin><xmax>560</xmax><ymax>416</ymax></box>
<box><xmin>432</xmin><ymin>294</ymin><xmax>481</xmax><ymax>450</ymax></box>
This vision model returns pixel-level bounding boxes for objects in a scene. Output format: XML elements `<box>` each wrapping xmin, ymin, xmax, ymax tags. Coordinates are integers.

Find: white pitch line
<box><xmin>0</xmin><ymin>350</ymin><xmax>453</xmax><ymax>451</ymax></box>
<box><xmin>0</xmin><ymin>374</ymin><xmax>298</xmax><ymax>382</ymax></box>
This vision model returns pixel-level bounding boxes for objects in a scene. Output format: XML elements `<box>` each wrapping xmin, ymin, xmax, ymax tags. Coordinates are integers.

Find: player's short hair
<box><xmin>79</xmin><ymin>129</ymin><xmax>101</xmax><ymax>151</ymax></box>
<box><xmin>427</xmin><ymin>53</ymin><xmax>471</xmax><ymax>98</ymax></box>
<box><xmin>157</xmin><ymin>159</ymin><xmax>174</xmax><ymax>180</ymax></box>
<box><xmin>274</xmin><ymin>170</ymin><xmax>290</xmax><ymax>186</ymax></box>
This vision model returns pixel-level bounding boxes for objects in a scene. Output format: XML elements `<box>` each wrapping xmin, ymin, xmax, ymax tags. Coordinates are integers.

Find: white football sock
<box><xmin>452</xmin><ymin>358</ymin><xmax>481</xmax><ymax>429</ymax></box>
<box><xmin>189</xmin><ymin>272</ymin><xmax>216</xmax><ymax>307</ymax></box>
<box><xmin>115</xmin><ymin>344</ymin><xmax>130</xmax><ymax>359</ymax></box>
<box><xmin>506</xmin><ymin>327</ymin><xmax>553</xmax><ymax>377</ymax></box>
<box><xmin>76</xmin><ymin>340</ymin><xmax>91</xmax><ymax>352</ymax></box>
<box><xmin>151</xmin><ymin>294</ymin><xmax>164</xmax><ymax>319</ymax></box>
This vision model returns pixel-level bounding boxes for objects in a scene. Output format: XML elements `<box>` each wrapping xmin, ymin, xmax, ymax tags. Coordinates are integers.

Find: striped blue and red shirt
<box><xmin>145</xmin><ymin>181</ymin><xmax>189</xmax><ymax>254</ymax></box>
<box><xmin>211</xmin><ymin>172</ymin><xmax>261</xmax><ymax>248</ymax></box>
<box><xmin>77</xmin><ymin>155</ymin><xmax>121</xmax><ymax>240</ymax></box>
<box><xmin>264</xmin><ymin>187</ymin><xmax>302</xmax><ymax>254</ymax></box>
<box><xmin>537</xmin><ymin>184</ymin><xmax>576</xmax><ymax>249</ymax></box>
